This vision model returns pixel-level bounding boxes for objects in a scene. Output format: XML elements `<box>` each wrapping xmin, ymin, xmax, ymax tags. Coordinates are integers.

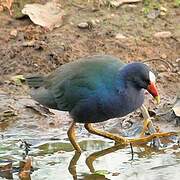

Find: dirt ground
<box><xmin>0</xmin><ymin>0</ymin><xmax>179</xmax><ymax>121</ymax></box>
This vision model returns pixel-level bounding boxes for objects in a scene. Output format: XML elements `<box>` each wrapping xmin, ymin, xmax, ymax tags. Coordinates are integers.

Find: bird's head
<box><xmin>120</xmin><ymin>62</ymin><xmax>160</xmax><ymax>104</ymax></box>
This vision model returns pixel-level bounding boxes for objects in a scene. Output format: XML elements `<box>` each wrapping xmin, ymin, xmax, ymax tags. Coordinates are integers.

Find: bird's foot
<box><xmin>140</xmin><ymin>118</ymin><xmax>152</xmax><ymax>137</ymax></box>
<box><xmin>126</xmin><ymin>131</ymin><xmax>177</xmax><ymax>145</ymax></box>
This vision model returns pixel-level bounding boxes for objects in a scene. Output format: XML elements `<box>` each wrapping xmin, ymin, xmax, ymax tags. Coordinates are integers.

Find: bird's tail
<box><xmin>25</xmin><ymin>75</ymin><xmax>45</xmax><ymax>88</ymax></box>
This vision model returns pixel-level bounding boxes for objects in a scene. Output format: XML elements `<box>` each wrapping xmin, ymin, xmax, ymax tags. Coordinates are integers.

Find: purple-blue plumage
<box><xmin>26</xmin><ymin>55</ymin><xmax>152</xmax><ymax>123</ymax></box>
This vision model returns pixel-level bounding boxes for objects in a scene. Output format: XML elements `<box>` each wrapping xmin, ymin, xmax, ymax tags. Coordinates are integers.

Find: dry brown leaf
<box><xmin>0</xmin><ymin>162</ymin><xmax>13</xmax><ymax>179</ymax></box>
<box><xmin>0</xmin><ymin>0</ymin><xmax>13</xmax><ymax>15</ymax></box>
<box><xmin>22</xmin><ymin>2</ymin><xmax>66</xmax><ymax>30</ymax></box>
<box><xmin>19</xmin><ymin>157</ymin><xmax>32</xmax><ymax>179</ymax></box>
<box><xmin>0</xmin><ymin>162</ymin><xmax>12</xmax><ymax>172</ymax></box>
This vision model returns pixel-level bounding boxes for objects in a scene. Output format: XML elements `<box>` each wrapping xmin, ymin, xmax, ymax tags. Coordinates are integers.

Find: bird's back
<box><xmin>26</xmin><ymin>55</ymin><xmax>124</xmax><ymax>116</ymax></box>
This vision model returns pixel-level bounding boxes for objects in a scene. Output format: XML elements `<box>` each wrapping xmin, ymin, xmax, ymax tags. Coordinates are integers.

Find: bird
<box><xmin>26</xmin><ymin>55</ymin><xmax>164</xmax><ymax>152</ymax></box>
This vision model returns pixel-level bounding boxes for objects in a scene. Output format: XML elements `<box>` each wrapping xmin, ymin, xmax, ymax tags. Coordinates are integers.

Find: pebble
<box><xmin>115</xmin><ymin>33</ymin><xmax>127</xmax><ymax>39</ymax></box>
<box><xmin>160</xmin><ymin>54</ymin><xmax>167</xmax><ymax>59</ymax></box>
<box><xmin>147</xmin><ymin>10</ymin><xmax>160</xmax><ymax>19</ymax></box>
<box><xmin>77</xmin><ymin>22</ymin><xmax>89</xmax><ymax>29</ymax></box>
<box><xmin>154</xmin><ymin>31</ymin><xmax>172</xmax><ymax>38</ymax></box>
<box><xmin>10</xmin><ymin>29</ymin><xmax>18</xmax><ymax>37</ymax></box>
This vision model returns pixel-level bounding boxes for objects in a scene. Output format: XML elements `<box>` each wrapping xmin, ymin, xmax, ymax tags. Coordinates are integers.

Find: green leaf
<box><xmin>94</xmin><ymin>170</ymin><xmax>109</xmax><ymax>175</ymax></box>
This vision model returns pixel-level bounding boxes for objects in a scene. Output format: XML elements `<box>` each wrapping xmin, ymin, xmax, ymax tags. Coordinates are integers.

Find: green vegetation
<box><xmin>175</xmin><ymin>0</ymin><xmax>180</xmax><ymax>7</ymax></box>
<box><xmin>142</xmin><ymin>0</ymin><xmax>161</xmax><ymax>15</ymax></box>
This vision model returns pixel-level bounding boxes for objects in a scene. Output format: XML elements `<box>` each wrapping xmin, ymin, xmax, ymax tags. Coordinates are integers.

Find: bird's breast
<box><xmin>99</xmin><ymin>88</ymin><xmax>145</xmax><ymax>119</ymax></box>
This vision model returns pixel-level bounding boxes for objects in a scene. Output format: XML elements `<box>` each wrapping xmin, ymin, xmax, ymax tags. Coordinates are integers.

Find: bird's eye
<box><xmin>141</xmin><ymin>79</ymin><xmax>150</xmax><ymax>87</ymax></box>
<box><xmin>144</xmin><ymin>79</ymin><xmax>150</xmax><ymax>84</ymax></box>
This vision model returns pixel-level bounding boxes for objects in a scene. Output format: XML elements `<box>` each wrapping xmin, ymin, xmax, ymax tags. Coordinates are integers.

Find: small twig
<box><xmin>19</xmin><ymin>139</ymin><xmax>32</xmax><ymax>158</ymax></box>
<box><xmin>130</xmin><ymin>143</ymin><xmax>134</xmax><ymax>160</ymax></box>
<box><xmin>142</xmin><ymin>58</ymin><xmax>173</xmax><ymax>71</ymax></box>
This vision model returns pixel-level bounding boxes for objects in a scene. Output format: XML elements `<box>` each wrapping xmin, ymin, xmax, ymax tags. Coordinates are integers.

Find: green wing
<box><xmin>44</xmin><ymin>55</ymin><xmax>124</xmax><ymax>111</ymax></box>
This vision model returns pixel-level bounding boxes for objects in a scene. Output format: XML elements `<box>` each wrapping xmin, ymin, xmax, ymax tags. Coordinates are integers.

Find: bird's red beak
<box><xmin>147</xmin><ymin>81</ymin><xmax>160</xmax><ymax>104</ymax></box>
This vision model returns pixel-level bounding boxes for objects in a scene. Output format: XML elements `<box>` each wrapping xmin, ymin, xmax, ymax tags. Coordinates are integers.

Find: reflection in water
<box><xmin>68</xmin><ymin>144</ymin><xmax>128</xmax><ymax>180</ymax></box>
<box><xmin>85</xmin><ymin>144</ymin><xmax>126</xmax><ymax>173</ymax></box>
<box><xmin>68</xmin><ymin>151</ymin><xmax>81</xmax><ymax>180</ymax></box>
<box><xmin>68</xmin><ymin>142</ymin><xmax>179</xmax><ymax>180</ymax></box>
<box><xmin>1</xmin><ymin>138</ymin><xmax>180</xmax><ymax>180</ymax></box>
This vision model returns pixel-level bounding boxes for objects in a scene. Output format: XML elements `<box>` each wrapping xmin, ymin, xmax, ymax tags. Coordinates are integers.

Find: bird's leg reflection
<box><xmin>86</xmin><ymin>144</ymin><xmax>125</xmax><ymax>173</ymax></box>
<box><xmin>68</xmin><ymin>151</ymin><xmax>81</xmax><ymax>180</ymax></box>
<box><xmin>68</xmin><ymin>144</ymin><xmax>125</xmax><ymax>179</ymax></box>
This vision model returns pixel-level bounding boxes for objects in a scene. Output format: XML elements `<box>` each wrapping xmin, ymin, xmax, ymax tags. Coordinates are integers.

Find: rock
<box><xmin>176</xmin><ymin>58</ymin><xmax>180</xmax><ymax>63</ymax></box>
<box><xmin>10</xmin><ymin>29</ymin><xmax>18</xmax><ymax>37</ymax></box>
<box><xmin>91</xmin><ymin>19</ymin><xmax>100</xmax><ymax>25</ymax></box>
<box><xmin>160</xmin><ymin>54</ymin><xmax>167</xmax><ymax>59</ymax></box>
<box><xmin>160</xmin><ymin>6</ymin><xmax>167</xmax><ymax>16</ymax></box>
<box><xmin>160</xmin><ymin>6</ymin><xmax>167</xmax><ymax>12</ymax></box>
<box><xmin>160</xmin><ymin>11</ymin><xmax>166</xmax><ymax>16</ymax></box>
<box><xmin>22</xmin><ymin>40</ymin><xmax>36</xmax><ymax>47</ymax></box>
<box><xmin>77</xmin><ymin>22</ymin><xmax>89</xmax><ymax>29</ymax></box>
<box><xmin>154</xmin><ymin>31</ymin><xmax>172</xmax><ymax>38</ymax></box>
<box><xmin>77</xmin><ymin>22</ymin><xmax>93</xmax><ymax>29</ymax></box>
<box><xmin>147</xmin><ymin>9</ymin><xmax>160</xmax><ymax>19</ymax></box>
<box><xmin>115</xmin><ymin>33</ymin><xmax>127</xmax><ymax>39</ymax></box>
<box><xmin>109</xmin><ymin>0</ymin><xmax>142</xmax><ymax>7</ymax></box>
<box><xmin>175</xmin><ymin>58</ymin><xmax>180</xmax><ymax>68</ymax></box>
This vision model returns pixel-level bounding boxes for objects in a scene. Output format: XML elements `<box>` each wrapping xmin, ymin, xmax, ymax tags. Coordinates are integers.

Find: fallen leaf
<box><xmin>2</xmin><ymin>109</ymin><xmax>17</xmax><ymax>117</ymax></box>
<box><xmin>94</xmin><ymin>170</ymin><xmax>109</xmax><ymax>175</ymax></box>
<box><xmin>25</xmin><ymin>103</ymin><xmax>54</xmax><ymax>117</ymax></box>
<box><xmin>0</xmin><ymin>162</ymin><xmax>13</xmax><ymax>179</ymax></box>
<box><xmin>1</xmin><ymin>0</ymin><xmax>13</xmax><ymax>15</ymax></box>
<box><xmin>0</xmin><ymin>162</ymin><xmax>12</xmax><ymax>172</ymax></box>
<box><xmin>19</xmin><ymin>157</ymin><xmax>32</xmax><ymax>179</ymax></box>
<box><xmin>22</xmin><ymin>2</ymin><xmax>66</xmax><ymax>30</ymax></box>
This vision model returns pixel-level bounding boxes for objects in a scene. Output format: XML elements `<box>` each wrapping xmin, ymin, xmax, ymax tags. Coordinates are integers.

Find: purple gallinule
<box><xmin>26</xmin><ymin>55</ymin><xmax>170</xmax><ymax>152</ymax></box>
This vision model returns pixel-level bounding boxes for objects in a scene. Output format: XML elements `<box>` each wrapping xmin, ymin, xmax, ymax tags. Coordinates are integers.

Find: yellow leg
<box><xmin>84</xmin><ymin>123</ymin><xmax>129</xmax><ymax>144</ymax></box>
<box><xmin>67</xmin><ymin>122</ymin><xmax>81</xmax><ymax>152</ymax></box>
<box><xmin>140</xmin><ymin>118</ymin><xmax>152</xmax><ymax>136</ymax></box>
<box><xmin>140</xmin><ymin>105</ymin><xmax>157</xmax><ymax>135</ymax></box>
<box><xmin>84</xmin><ymin>123</ymin><xmax>177</xmax><ymax>145</ymax></box>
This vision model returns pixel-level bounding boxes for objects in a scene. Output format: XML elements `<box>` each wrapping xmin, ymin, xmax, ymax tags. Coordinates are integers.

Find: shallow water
<box><xmin>0</xmin><ymin>131</ymin><xmax>180</xmax><ymax>180</ymax></box>
<box><xmin>0</xmin><ymin>94</ymin><xmax>180</xmax><ymax>180</ymax></box>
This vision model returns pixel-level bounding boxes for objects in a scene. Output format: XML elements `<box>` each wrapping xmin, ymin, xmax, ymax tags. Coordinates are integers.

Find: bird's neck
<box><xmin>115</xmin><ymin>69</ymin><xmax>145</xmax><ymax>109</ymax></box>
